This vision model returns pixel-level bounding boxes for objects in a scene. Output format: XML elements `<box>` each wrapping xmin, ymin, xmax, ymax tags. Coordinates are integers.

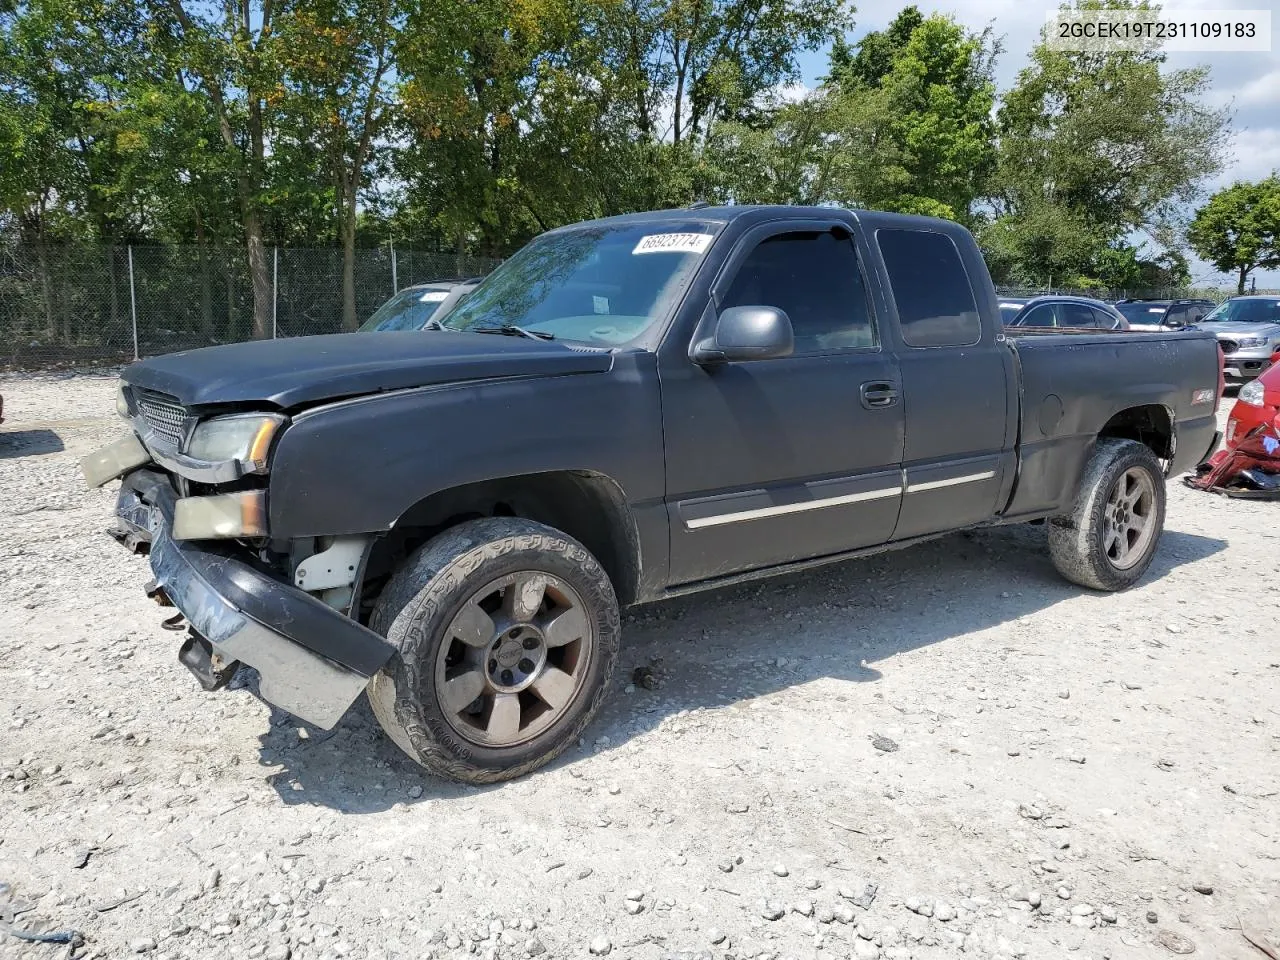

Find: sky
<box><xmin>795</xmin><ymin>0</ymin><xmax>1280</xmax><ymax>288</ymax></box>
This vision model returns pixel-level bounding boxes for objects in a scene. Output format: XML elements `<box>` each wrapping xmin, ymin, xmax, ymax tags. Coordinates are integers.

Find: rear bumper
<box><xmin>113</xmin><ymin>470</ymin><xmax>394</xmax><ymax>728</ymax></box>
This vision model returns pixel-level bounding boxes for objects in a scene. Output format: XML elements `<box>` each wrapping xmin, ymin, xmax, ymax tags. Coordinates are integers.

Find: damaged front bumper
<box><xmin>112</xmin><ymin>469</ymin><xmax>395</xmax><ymax>728</ymax></box>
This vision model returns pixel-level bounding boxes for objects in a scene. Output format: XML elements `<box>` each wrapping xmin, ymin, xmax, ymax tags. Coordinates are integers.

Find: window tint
<box><xmin>1091</xmin><ymin>307</ymin><xmax>1119</xmax><ymax>329</ymax></box>
<box><xmin>721</xmin><ymin>230</ymin><xmax>874</xmax><ymax>354</ymax></box>
<box><xmin>1059</xmin><ymin>303</ymin><xmax>1100</xmax><ymax>328</ymax></box>
<box><xmin>877</xmin><ymin>229</ymin><xmax>981</xmax><ymax>347</ymax></box>
<box><xmin>1165</xmin><ymin>305</ymin><xmax>1190</xmax><ymax>326</ymax></box>
<box><xmin>1017</xmin><ymin>303</ymin><xmax>1058</xmax><ymax>327</ymax></box>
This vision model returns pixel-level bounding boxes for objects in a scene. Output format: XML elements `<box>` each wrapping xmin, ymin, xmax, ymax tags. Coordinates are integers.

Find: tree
<box><xmin>147</xmin><ymin>0</ymin><xmax>286</xmax><ymax>339</ymax></box>
<box><xmin>989</xmin><ymin>0</ymin><xmax>1229</xmax><ymax>283</ymax></box>
<box><xmin>277</xmin><ymin>0</ymin><xmax>402</xmax><ymax>330</ymax></box>
<box><xmin>1187</xmin><ymin>176</ymin><xmax>1280</xmax><ymax>294</ymax></box>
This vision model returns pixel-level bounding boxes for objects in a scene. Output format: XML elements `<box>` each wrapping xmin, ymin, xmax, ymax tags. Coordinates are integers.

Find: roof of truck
<box><xmin>542</xmin><ymin>205</ymin><xmax>968</xmax><ymax>235</ymax></box>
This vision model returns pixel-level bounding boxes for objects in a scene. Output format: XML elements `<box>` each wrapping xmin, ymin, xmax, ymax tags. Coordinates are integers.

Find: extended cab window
<box><xmin>877</xmin><ymin>229</ymin><xmax>981</xmax><ymax>347</ymax></box>
<box><xmin>720</xmin><ymin>230</ymin><xmax>874</xmax><ymax>354</ymax></box>
<box><xmin>1059</xmin><ymin>303</ymin><xmax>1099</xmax><ymax>328</ymax></box>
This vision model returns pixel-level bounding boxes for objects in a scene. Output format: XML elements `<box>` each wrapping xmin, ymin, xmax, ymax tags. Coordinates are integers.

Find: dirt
<box><xmin>1</xmin><ymin>372</ymin><xmax>1278</xmax><ymax>960</ymax></box>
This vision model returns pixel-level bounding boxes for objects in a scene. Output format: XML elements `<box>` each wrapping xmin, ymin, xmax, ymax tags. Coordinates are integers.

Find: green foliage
<box><xmin>1187</xmin><ymin>175</ymin><xmax>1280</xmax><ymax>293</ymax></box>
<box><xmin>987</xmin><ymin>0</ymin><xmax>1228</xmax><ymax>284</ymax></box>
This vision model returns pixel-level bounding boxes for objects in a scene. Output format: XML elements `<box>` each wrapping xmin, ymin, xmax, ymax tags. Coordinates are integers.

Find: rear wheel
<box><xmin>368</xmin><ymin>517</ymin><xmax>620</xmax><ymax>783</ymax></box>
<box><xmin>1048</xmin><ymin>438</ymin><xmax>1166</xmax><ymax>591</ymax></box>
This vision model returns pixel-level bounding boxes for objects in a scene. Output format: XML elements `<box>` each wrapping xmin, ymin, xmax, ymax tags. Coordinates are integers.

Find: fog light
<box><xmin>172</xmin><ymin>491</ymin><xmax>267</xmax><ymax>541</ymax></box>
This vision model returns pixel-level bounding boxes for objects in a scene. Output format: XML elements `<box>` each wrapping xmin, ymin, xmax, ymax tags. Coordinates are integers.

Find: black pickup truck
<box><xmin>83</xmin><ymin>206</ymin><xmax>1222</xmax><ymax>783</ymax></box>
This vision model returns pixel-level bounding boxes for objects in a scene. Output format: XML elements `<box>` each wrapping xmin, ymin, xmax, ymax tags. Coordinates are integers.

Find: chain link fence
<box><xmin>994</xmin><ymin>285</ymin><xmax>1280</xmax><ymax>301</ymax></box>
<box><xmin>1</xmin><ymin>243</ymin><xmax>502</xmax><ymax>368</ymax></box>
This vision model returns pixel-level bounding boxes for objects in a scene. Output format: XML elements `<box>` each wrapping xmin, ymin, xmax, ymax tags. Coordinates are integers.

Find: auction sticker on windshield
<box><xmin>419</xmin><ymin>290</ymin><xmax>450</xmax><ymax>302</ymax></box>
<box><xmin>633</xmin><ymin>233</ymin><xmax>713</xmax><ymax>255</ymax></box>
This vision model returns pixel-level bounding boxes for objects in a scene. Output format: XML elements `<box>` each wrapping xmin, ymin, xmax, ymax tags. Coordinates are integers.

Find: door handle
<box><xmin>860</xmin><ymin>381</ymin><xmax>900</xmax><ymax>409</ymax></box>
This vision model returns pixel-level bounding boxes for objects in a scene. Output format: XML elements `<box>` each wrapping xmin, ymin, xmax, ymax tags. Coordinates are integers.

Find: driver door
<box><xmin>657</xmin><ymin>221</ymin><xmax>906</xmax><ymax>585</ymax></box>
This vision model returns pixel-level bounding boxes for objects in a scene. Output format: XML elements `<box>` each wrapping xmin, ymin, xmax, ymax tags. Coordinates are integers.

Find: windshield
<box><xmin>442</xmin><ymin>221</ymin><xmax>720</xmax><ymax>345</ymax></box>
<box><xmin>1115</xmin><ymin>302</ymin><xmax>1168</xmax><ymax>324</ymax></box>
<box><xmin>1202</xmin><ymin>298</ymin><xmax>1280</xmax><ymax>324</ymax></box>
<box><xmin>359</xmin><ymin>286</ymin><xmax>456</xmax><ymax>332</ymax></box>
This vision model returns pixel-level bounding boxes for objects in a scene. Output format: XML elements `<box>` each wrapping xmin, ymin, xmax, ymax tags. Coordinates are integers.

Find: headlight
<box><xmin>185</xmin><ymin>414</ymin><xmax>285</xmax><ymax>470</ymax></box>
<box><xmin>116</xmin><ymin>384</ymin><xmax>130</xmax><ymax>420</ymax></box>
<box><xmin>1238</xmin><ymin>379</ymin><xmax>1266</xmax><ymax>407</ymax></box>
<box><xmin>1236</xmin><ymin>336</ymin><xmax>1267</xmax><ymax>348</ymax></box>
<box><xmin>173</xmin><ymin>490</ymin><xmax>267</xmax><ymax>541</ymax></box>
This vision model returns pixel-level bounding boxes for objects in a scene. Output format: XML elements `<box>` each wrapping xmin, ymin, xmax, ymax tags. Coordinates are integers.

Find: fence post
<box><xmin>127</xmin><ymin>245</ymin><xmax>139</xmax><ymax>360</ymax></box>
<box><xmin>390</xmin><ymin>238</ymin><xmax>398</xmax><ymax>293</ymax></box>
<box><xmin>272</xmin><ymin>246</ymin><xmax>278</xmax><ymax>339</ymax></box>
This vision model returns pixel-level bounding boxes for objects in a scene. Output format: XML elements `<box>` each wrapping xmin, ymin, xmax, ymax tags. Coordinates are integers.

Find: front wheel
<box><xmin>1048</xmin><ymin>437</ymin><xmax>1167</xmax><ymax>591</ymax></box>
<box><xmin>367</xmin><ymin>517</ymin><xmax>620</xmax><ymax>783</ymax></box>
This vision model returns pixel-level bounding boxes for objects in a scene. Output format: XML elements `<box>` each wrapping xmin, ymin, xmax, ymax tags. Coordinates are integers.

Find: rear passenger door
<box><xmin>873</xmin><ymin>227</ymin><xmax>1014</xmax><ymax>540</ymax></box>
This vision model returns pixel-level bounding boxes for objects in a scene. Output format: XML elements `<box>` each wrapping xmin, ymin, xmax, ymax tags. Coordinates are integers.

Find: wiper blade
<box><xmin>422</xmin><ymin>318</ymin><xmax>450</xmax><ymax>331</ymax></box>
<box><xmin>473</xmin><ymin>324</ymin><xmax>555</xmax><ymax>341</ymax></box>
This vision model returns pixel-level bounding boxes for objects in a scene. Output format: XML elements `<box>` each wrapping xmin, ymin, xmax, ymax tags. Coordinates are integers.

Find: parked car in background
<box><xmin>1114</xmin><ymin>298</ymin><xmax>1216</xmax><ymax>331</ymax></box>
<box><xmin>1193</xmin><ymin>296</ymin><xmax>1280</xmax><ymax>382</ymax></box>
<box><xmin>1223</xmin><ymin>354</ymin><xmax>1280</xmax><ymax>448</ymax></box>
<box><xmin>359</xmin><ymin>280</ymin><xmax>479</xmax><ymax>332</ymax></box>
<box><xmin>999</xmin><ymin>295</ymin><xmax>1130</xmax><ymax>330</ymax></box>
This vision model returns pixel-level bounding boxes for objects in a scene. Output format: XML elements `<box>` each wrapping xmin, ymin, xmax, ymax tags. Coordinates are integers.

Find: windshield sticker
<box><xmin>593</xmin><ymin>295</ymin><xmax>610</xmax><ymax>315</ymax></box>
<box><xmin>1149</xmin><ymin>307</ymin><xmax>1164</xmax><ymax>313</ymax></box>
<box><xmin>632</xmin><ymin>233</ymin><xmax>713</xmax><ymax>255</ymax></box>
<box><xmin>419</xmin><ymin>290</ymin><xmax>449</xmax><ymax>303</ymax></box>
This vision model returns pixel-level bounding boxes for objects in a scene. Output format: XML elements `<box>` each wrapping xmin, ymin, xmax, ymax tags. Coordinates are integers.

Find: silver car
<box><xmin>1192</xmin><ymin>296</ymin><xmax>1280</xmax><ymax>382</ymax></box>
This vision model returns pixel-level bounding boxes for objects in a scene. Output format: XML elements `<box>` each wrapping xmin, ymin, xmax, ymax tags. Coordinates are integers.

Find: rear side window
<box><xmin>877</xmin><ymin>229</ymin><xmax>981</xmax><ymax>347</ymax></box>
<box><xmin>1091</xmin><ymin>307</ymin><xmax>1119</xmax><ymax>329</ymax></box>
<box><xmin>1018</xmin><ymin>303</ymin><xmax>1057</xmax><ymax>327</ymax></box>
<box><xmin>1059</xmin><ymin>303</ymin><xmax>1099</xmax><ymax>328</ymax></box>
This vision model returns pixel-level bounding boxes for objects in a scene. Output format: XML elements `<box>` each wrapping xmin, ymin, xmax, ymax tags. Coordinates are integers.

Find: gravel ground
<box><xmin>1</xmin><ymin>372</ymin><xmax>1278</xmax><ymax>960</ymax></box>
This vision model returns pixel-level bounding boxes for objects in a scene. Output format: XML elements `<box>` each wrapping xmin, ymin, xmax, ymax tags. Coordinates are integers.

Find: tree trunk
<box><xmin>225</xmin><ymin>270</ymin><xmax>238</xmax><ymax>341</ymax></box>
<box><xmin>340</xmin><ymin>172</ymin><xmax>359</xmax><ymax>331</ymax></box>
<box><xmin>34</xmin><ymin>226</ymin><xmax>55</xmax><ymax>342</ymax></box>
<box><xmin>1237</xmin><ymin>264</ymin><xmax>1248</xmax><ymax>295</ymax></box>
<box><xmin>244</xmin><ymin>207</ymin><xmax>272</xmax><ymax>339</ymax></box>
<box><xmin>195</xmin><ymin>211</ymin><xmax>213</xmax><ymax>340</ymax></box>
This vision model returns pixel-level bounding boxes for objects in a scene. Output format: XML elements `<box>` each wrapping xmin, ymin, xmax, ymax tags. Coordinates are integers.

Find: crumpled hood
<box><xmin>1193</xmin><ymin>320</ymin><xmax>1280</xmax><ymax>339</ymax></box>
<box><xmin>122</xmin><ymin>331</ymin><xmax>613</xmax><ymax>409</ymax></box>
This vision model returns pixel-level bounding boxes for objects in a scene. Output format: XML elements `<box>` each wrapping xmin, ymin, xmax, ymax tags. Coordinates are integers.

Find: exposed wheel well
<box><xmin>1098</xmin><ymin>404</ymin><xmax>1174</xmax><ymax>461</ymax></box>
<box><xmin>358</xmin><ymin>471</ymin><xmax>640</xmax><ymax>620</ymax></box>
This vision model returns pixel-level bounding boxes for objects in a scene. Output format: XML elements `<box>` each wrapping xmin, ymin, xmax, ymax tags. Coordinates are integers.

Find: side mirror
<box><xmin>692</xmin><ymin>305</ymin><xmax>794</xmax><ymax>365</ymax></box>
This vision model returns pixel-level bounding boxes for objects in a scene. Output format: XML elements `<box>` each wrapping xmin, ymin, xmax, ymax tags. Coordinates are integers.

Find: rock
<box><xmin>1147</xmin><ymin>911</ymin><xmax>1159</xmax><ymax>924</ymax></box>
<box><xmin>870</xmin><ymin>734</ymin><xmax>899</xmax><ymax>753</ymax></box>
<box><xmin>589</xmin><ymin>935</ymin><xmax>613</xmax><ymax>956</ymax></box>
<box><xmin>1192</xmin><ymin>882</ymin><xmax>1213</xmax><ymax>895</ymax></box>
<box><xmin>1057</xmin><ymin>689</ymin><xmax>1070</xmax><ymax>699</ymax></box>
<box><xmin>816</xmin><ymin>905</ymin><xmax>835</xmax><ymax>924</ymax></box>
<box><xmin>853</xmin><ymin>941</ymin><xmax>880</xmax><ymax>959</ymax></box>
<box><xmin>625</xmin><ymin>888</ymin><xmax>644</xmax><ymax>902</ymax></box>
<box><xmin>1154</xmin><ymin>930</ymin><xmax>1195</xmax><ymax>954</ymax></box>
<box><xmin>1100</xmin><ymin>906</ymin><xmax>1117</xmax><ymax>924</ymax></box>
<box><xmin>524</xmin><ymin>938</ymin><xmax>546</xmax><ymax>956</ymax></box>
<box><xmin>761</xmin><ymin>901</ymin><xmax>786</xmax><ymax>921</ymax></box>
<box><xmin>791</xmin><ymin>900</ymin><xmax>814</xmax><ymax>917</ymax></box>
<box><xmin>708</xmin><ymin>928</ymin><xmax>726</xmax><ymax>945</ymax></box>
<box><xmin>265</xmin><ymin>945</ymin><xmax>291</xmax><ymax>960</ymax></box>
<box><xmin>1166</xmin><ymin>624</ymin><xmax>1181</xmax><ymax>634</ymax></box>
<box><xmin>1028</xmin><ymin>891</ymin><xmax>1042</xmax><ymax>909</ymax></box>
<box><xmin>1056</xmin><ymin>887</ymin><xmax>1071</xmax><ymax>900</ymax></box>
<box><xmin>1018</xmin><ymin>804</ymin><xmax>1044</xmax><ymax>820</ymax></box>
<box><xmin>624</xmin><ymin>899</ymin><xmax>644</xmax><ymax>915</ymax></box>
<box><xmin>772</xmin><ymin>864</ymin><xmax>789</xmax><ymax>877</ymax></box>
<box><xmin>1071</xmin><ymin>904</ymin><xmax>1094</xmax><ymax>917</ymax></box>
<box><xmin>131</xmin><ymin>938</ymin><xmax>157</xmax><ymax>953</ymax></box>
<box><xmin>718</xmin><ymin>859</ymin><xmax>735</xmax><ymax>873</ymax></box>
<box><xmin>934</xmin><ymin>901</ymin><xmax>956</xmax><ymax>922</ymax></box>
<box><xmin>70</xmin><ymin>846</ymin><xmax>93</xmax><ymax>869</ymax></box>
<box><xmin>1066</xmin><ymin>754</ymin><xmax>1086</xmax><ymax>765</ymax></box>
<box><xmin>725</xmin><ymin>801</ymin><xmax>750</xmax><ymax>814</ymax></box>
<box><xmin>834</xmin><ymin>904</ymin><xmax>857</xmax><ymax>924</ymax></box>
<box><xmin>204</xmin><ymin>868</ymin><xmax>221</xmax><ymax>892</ymax></box>
<box><xmin>408</xmin><ymin>785</ymin><xmax>424</xmax><ymax>799</ymax></box>
<box><xmin>804</xmin><ymin>878</ymin><xmax>821</xmax><ymax>890</ymax></box>
<box><xmin>307</xmin><ymin>877</ymin><xmax>326</xmax><ymax>894</ymax></box>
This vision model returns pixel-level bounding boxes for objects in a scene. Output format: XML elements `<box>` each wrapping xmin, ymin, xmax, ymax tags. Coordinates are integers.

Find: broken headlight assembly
<box><xmin>1238</xmin><ymin>379</ymin><xmax>1266</xmax><ymax>407</ymax></box>
<box><xmin>186</xmin><ymin>413</ymin><xmax>285</xmax><ymax>473</ymax></box>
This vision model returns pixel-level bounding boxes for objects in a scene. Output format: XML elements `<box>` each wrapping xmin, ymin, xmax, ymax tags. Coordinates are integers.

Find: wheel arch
<box><xmin>362</xmin><ymin>470</ymin><xmax>642</xmax><ymax>612</ymax></box>
<box><xmin>1097</xmin><ymin>403</ymin><xmax>1175</xmax><ymax>464</ymax></box>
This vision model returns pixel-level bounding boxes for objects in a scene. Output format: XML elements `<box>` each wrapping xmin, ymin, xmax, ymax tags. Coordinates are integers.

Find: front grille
<box><xmin>134</xmin><ymin>390</ymin><xmax>189</xmax><ymax>449</ymax></box>
<box><xmin>1219</xmin><ymin>340</ymin><xmax>1237</xmax><ymax>355</ymax></box>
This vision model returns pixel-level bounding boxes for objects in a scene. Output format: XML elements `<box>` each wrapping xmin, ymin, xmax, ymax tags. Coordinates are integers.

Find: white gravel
<box><xmin>2</xmin><ymin>372</ymin><xmax>1279</xmax><ymax>960</ymax></box>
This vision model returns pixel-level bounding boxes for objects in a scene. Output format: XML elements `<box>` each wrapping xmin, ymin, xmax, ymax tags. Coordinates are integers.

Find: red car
<box><xmin>1225</xmin><ymin>350</ymin><xmax>1280</xmax><ymax>448</ymax></box>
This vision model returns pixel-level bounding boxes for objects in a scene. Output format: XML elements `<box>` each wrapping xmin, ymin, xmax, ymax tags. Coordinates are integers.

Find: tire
<box><xmin>1048</xmin><ymin>437</ymin><xmax>1167</xmax><ymax>591</ymax></box>
<box><xmin>367</xmin><ymin>517</ymin><xmax>620</xmax><ymax>783</ymax></box>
